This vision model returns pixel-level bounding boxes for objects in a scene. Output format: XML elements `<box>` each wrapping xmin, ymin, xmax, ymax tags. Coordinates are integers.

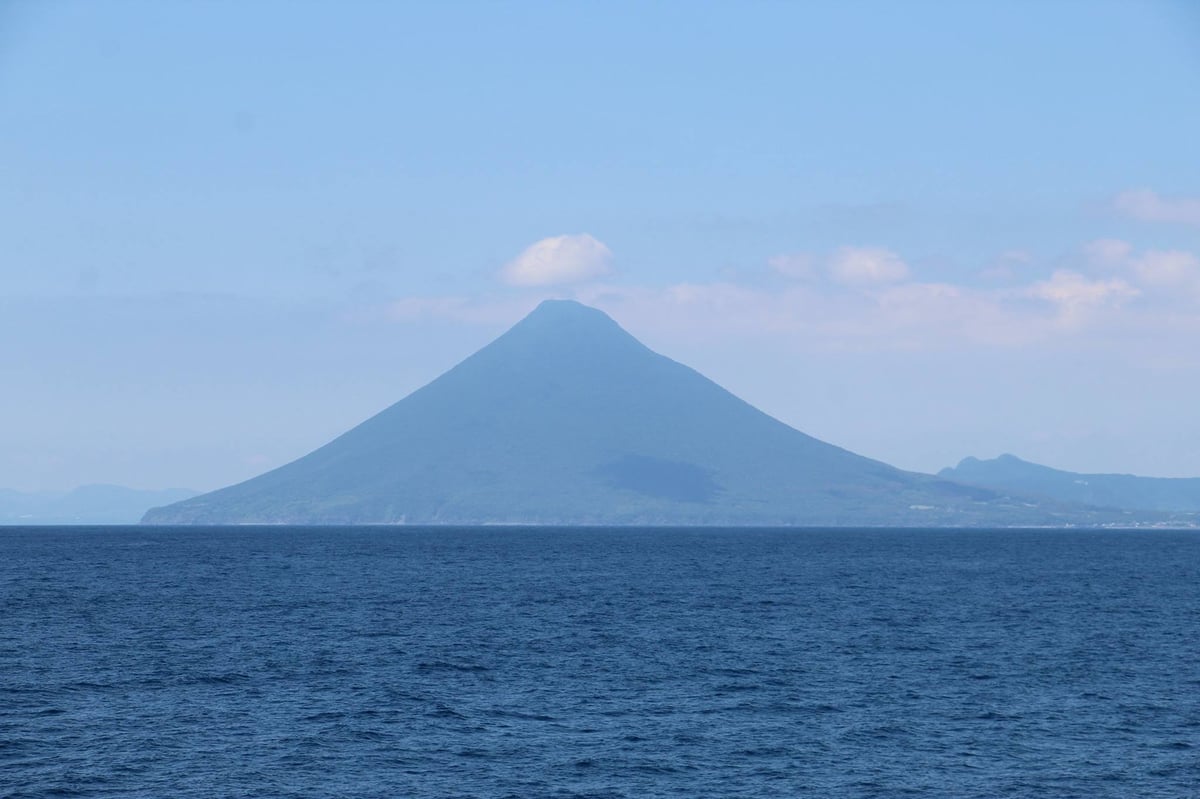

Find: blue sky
<box><xmin>3</xmin><ymin>0</ymin><xmax>1200</xmax><ymax>491</ymax></box>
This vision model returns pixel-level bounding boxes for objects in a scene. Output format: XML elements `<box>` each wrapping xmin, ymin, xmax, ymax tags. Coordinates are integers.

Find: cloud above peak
<box><xmin>1113</xmin><ymin>189</ymin><xmax>1200</xmax><ymax>228</ymax></box>
<box><xmin>501</xmin><ymin>234</ymin><xmax>613</xmax><ymax>287</ymax></box>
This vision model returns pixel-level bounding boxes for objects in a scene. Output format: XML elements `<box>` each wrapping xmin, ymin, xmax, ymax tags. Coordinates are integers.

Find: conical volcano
<box><xmin>144</xmin><ymin>300</ymin><xmax>1068</xmax><ymax>525</ymax></box>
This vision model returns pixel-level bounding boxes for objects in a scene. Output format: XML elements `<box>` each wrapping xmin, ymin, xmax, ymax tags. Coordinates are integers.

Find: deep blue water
<box><xmin>2</xmin><ymin>527</ymin><xmax>1198</xmax><ymax>798</ymax></box>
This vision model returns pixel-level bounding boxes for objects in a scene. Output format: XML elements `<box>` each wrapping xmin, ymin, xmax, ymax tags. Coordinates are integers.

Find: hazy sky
<box><xmin>4</xmin><ymin>0</ymin><xmax>1200</xmax><ymax>491</ymax></box>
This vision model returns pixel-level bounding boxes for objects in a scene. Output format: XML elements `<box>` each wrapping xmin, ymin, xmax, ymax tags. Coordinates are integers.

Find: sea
<box><xmin>2</xmin><ymin>526</ymin><xmax>1198</xmax><ymax>798</ymax></box>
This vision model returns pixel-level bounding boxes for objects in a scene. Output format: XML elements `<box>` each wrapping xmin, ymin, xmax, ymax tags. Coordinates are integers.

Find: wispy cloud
<box><xmin>979</xmin><ymin>250</ymin><xmax>1032</xmax><ymax>282</ymax></box>
<box><xmin>1113</xmin><ymin>189</ymin><xmax>1200</xmax><ymax>227</ymax></box>
<box><xmin>1083</xmin><ymin>238</ymin><xmax>1133</xmax><ymax>267</ymax></box>
<box><xmin>387</xmin><ymin>238</ymin><xmax>1200</xmax><ymax>354</ymax></box>
<box><xmin>1080</xmin><ymin>239</ymin><xmax>1200</xmax><ymax>298</ymax></box>
<box><xmin>1026</xmin><ymin>270</ymin><xmax>1138</xmax><ymax>327</ymax></box>
<box><xmin>766</xmin><ymin>253</ymin><xmax>814</xmax><ymax>280</ymax></box>
<box><xmin>1133</xmin><ymin>250</ymin><xmax>1200</xmax><ymax>294</ymax></box>
<box><xmin>828</xmin><ymin>247</ymin><xmax>910</xmax><ymax>285</ymax></box>
<box><xmin>767</xmin><ymin>246</ymin><xmax>910</xmax><ymax>286</ymax></box>
<box><xmin>500</xmin><ymin>234</ymin><xmax>613</xmax><ymax>287</ymax></box>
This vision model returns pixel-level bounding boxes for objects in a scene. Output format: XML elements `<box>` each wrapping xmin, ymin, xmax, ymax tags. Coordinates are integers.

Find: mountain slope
<box><xmin>146</xmin><ymin>301</ymin><xmax>1111</xmax><ymax>526</ymax></box>
<box><xmin>940</xmin><ymin>454</ymin><xmax>1200</xmax><ymax>513</ymax></box>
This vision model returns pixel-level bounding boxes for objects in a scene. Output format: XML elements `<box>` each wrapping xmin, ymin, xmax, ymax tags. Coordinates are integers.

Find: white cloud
<box><xmin>1133</xmin><ymin>250</ymin><xmax>1200</xmax><ymax>291</ymax></box>
<box><xmin>828</xmin><ymin>247</ymin><xmax>910</xmax><ymax>285</ymax></box>
<box><xmin>1113</xmin><ymin>189</ymin><xmax>1200</xmax><ymax>227</ymax></box>
<box><xmin>767</xmin><ymin>252</ymin><xmax>814</xmax><ymax>280</ymax></box>
<box><xmin>1026</xmin><ymin>270</ymin><xmax>1138</xmax><ymax>326</ymax></box>
<box><xmin>1077</xmin><ymin>242</ymin><xmax>1199</xmax><ymax>298</ymax></box>
<box><xmin>500</xmin><ymin>234</ymin><xmax>613</xmax><ymax>287</ymax></box>
<box><xmin>574</xmin><ymin>279</ymin><xmax>1046</xmax><ymax>351</ymax></box>
<box><xmin>386</xmin><ymin>240</ymin><xmax>1200</xmax><ymax>353</ymax></box>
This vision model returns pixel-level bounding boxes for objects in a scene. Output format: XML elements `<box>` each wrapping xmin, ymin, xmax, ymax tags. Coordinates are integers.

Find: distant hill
<box><xmin>144</xmin><ymin>301</ymin><xmax>1175</xmax><ymax>527</ymax></box>
<box><xmin>1</xmin><ymin>485</ymin><xmax>198</xmax><ymax>525</ymax></box>
<box><xmin>939</xmin><ymin>455</ymin><xmax>1200</xmax><ymax>513</ymax></box>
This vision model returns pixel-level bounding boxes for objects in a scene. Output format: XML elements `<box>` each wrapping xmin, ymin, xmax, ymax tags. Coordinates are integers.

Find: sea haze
<box><xmin>2</xmin><ymin>527</ymin><xmax>1198</xmax><ymax>798</ymax></box>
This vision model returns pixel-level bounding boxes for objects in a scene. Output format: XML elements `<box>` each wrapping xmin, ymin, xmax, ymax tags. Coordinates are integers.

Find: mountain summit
<box><xmin>146</xmin><ymin>300</ymin><xmax>1082</xmax><ymax>525</ymax></box>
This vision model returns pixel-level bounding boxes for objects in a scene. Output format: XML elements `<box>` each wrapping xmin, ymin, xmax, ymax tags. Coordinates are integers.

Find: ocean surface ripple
<box><xmin>2</xmin><ymin>527</ymin><xmax>1198</xmax><ymax>797</ymax></box>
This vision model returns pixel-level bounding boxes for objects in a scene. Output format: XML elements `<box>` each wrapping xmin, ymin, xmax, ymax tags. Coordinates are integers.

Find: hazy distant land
<box><xmin>940</xmin><ymin>454</ymin><xmax>1200</xmax><ymax>514</ymax></box>
<box><xmin>1</xmin><ymin>485</ymin><xmax>197</xmax><ymax>525</ymax></box>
